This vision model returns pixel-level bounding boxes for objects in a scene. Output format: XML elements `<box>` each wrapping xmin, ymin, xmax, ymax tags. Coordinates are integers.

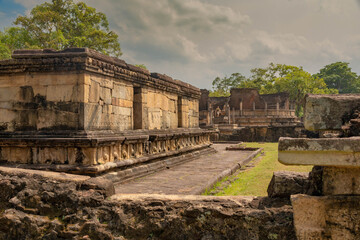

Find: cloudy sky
<box><xmin>1</xmin><ymin>0</ymin><xmax>360</xmax><ymax>89</ymax></box>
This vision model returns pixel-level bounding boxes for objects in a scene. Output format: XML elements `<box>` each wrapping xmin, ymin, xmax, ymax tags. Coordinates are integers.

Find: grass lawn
<box><xmin>206</xmin><ymin>142</ymin><xmax>313</xmax><ymax>196</ymax></box>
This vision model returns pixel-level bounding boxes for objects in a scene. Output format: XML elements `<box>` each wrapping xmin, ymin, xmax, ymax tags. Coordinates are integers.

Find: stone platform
<box><xmin>0</xmin><ymin>48</ymin><xmax>215</xmax><ymax>176</ymax></box>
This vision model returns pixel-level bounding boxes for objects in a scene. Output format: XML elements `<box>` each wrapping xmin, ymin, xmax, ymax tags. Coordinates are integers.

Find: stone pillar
<box><xmin>232</xmin><ymin>107</ymin><xmax>236</xmax><ymax>124</ymax></box>
<box><xmin>276</xmin><ymin>102</ymin><xmax>279</xmax><ymax>116</ymax></box>
<box><xmin>133</xmin><ymin>87</ymin><xmax>144</xmax><ymax>129</ymax></box>
<box><xmin>177</xmin><ymin>96</ymin><xmax>183</xmax><ymax>128</ymax></box>
<box><xmin>253</xmin><ymin>102</ymin><xmax>256</xmax><ymax>116</ymax></box>
<box><xmin>240</xmin><ymin>101</ymin><xmax>243</xmax><ymax>116</ymax></box>
<box><xmin>265</xmin><ymin>102</ymin><xmax>268</xmax><ymax>116</ymax></box>
<box><xmin>228</xmin><ymin>104</ymin><xmax>231</xmax><ymax>124</ymax></box>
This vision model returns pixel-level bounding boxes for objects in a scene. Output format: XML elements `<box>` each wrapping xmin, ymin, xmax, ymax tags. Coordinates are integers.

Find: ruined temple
<box><xmin>200</xmin><ymin>88</ymin><xmax>298</xmax><ymax>127</ymax></box>
<box><xmin>200</xmin><ymin>88</ymin><xmax>302</xmax><ymax>142</ymax></box>
<box><xmin>0</xmin><ymin>48</ymin><xmax>214</xmax><ymax>178</ymax></box>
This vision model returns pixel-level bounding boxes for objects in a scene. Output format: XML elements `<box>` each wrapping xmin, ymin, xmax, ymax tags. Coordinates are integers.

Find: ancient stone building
<box><xmin>200</xmin><ymin>88</ymin><xmax>303</xmax><ymax>142</ymax></box>
<box><xmin>0</xmin><ymin>48</ymin><xmax>213</xmax><ymax>176</ymax></box>
<box><xmin>200</xmin><ymin>88</ymin><xmax>298</xmax><ymax>127</ymax></box>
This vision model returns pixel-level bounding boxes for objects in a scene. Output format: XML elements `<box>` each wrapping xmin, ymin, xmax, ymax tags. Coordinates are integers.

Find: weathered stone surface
<box><xmin>292</xmin><ymin>194</ymin><xmax>360</xmax><ymax>240</ymax></box>
<box><xmin>278</xmin><ymin>137</ymin><xmax>360</xmax><ymax>167</ymax></box>
<box><xmin>217</xmin><ymin>125</ymin><xmax>306</xmax><ymax>143</ymax></box>
<box><xmin>304</xmin><ymin>94</ymin><xmax>360</xmax><ymax>131</ymax></box>
<box><xmin>267</xmin><ymin>171</ymin><xmax>309</xmax><ymax>198</ymax></box>
<box><xmin>322</xmin><ymin>166</ymin><xmax>360</xmax><ymax>195</ymax></box>
<box><xmin>307</xmin><ymin>166</ymin><xmax>323</xmax><ymax>196</ymax></box>
<box><xmin>0</xmin><ymin>171</ymin><xmax>296</xmax><ymax>240</ymax></box>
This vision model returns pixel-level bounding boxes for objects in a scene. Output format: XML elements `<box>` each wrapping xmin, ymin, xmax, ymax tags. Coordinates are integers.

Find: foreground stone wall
<box><xmin>0</xmin><ymin>167</ymin><xmax>295</xmax><ymax>240</ymax></box>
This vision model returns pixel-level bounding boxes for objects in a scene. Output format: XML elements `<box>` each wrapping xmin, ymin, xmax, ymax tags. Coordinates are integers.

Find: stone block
<box><xmin>278</xmin><ymin>137</ymin><xmax>360</xmax><ymax>167</ymax></box>
<box><xmin>38</xmin><ymin>147</ymin><xmax>66</xmax><ymax>164</ymax></box>
<box><xmin>0</xmin><ymin>109</ymin><xmax>18</xmax><ymax>125</ymax></box>
<box><xmin>117</xmin><ymin>99</ymin><xmax>133</xmax><ymax>108</ymax></box>
<box><xmin>322</xmin><ymin>166</ymin><xmax>360</xmax><ymax>195</ymax></box>
<box><xmin>112</xmin><ymin>106</ymin><xmax>131</xmax><ymax>116</ymax></box>
<box><xmin>100</xmin><ymin>87</ymin><xmax>112</xmax><ymax>105</ymax></box>
<box><xmin>2</xmin><ymin>147</ymin><xmax>31</xmax><ymax>164</ymax></box>
<box><xmin>89</xmin><ymin>81</ymin><xmax>100</xmax><ymax>103</ymax></box>
<box><xmin>291</xmin><ymin>194</ymin><xmax>326</xmax><ymax>240</ymax></box>
<box><xmin>148</xmin><ymin>108</ymin><xmax>162</xmax><ymax>130</ymax></box>
<box><xmin>291</xmin><ymin>194</ymin><xmax>360</xmax><ymax>240</ymax></box>
<box><xmin>26</xmin><ymin>73</ymin><xmax>81</xmax><ymax>86</ymax></box>
<box><xmin>81</xmin><ymin>178</ymin><xmax>115</xmax><ymax>197</ymax></box>
<box><xmin>0</xmin><ymin>87</ymin><xmax>19</xmax><ymax>102</ymax></box>
<box><xmin>46</xmin><ymin>85</ymin><xmax>77</xmax><ymax>102</ymax></box>
<box><xmin>267</xmin><ymin>171</ymin><xmax>309</xmax><ymax>198</ymax></box>
<box><xmin>304</xmin><ymin>94</ymin><xmax>360</xmax><ymax>131</ymax></box>
<box><xmin>37</xmin><ymin>109</ymin><xmax>79</xmax><ymax>130</ymax></box>
<box><xmin>81</xmin><ymin>147</ymin><xmax>97</xmax><ymax>165</ymax></box>
<box><xmin>0</xmin><ymin>75</ymin><xmax>26</xmax><ymax>88</ymax></box>
<box><xmin>113</xmin><ymin>83</ymin><xmax>127</xmax><ymax>99</ymax></box>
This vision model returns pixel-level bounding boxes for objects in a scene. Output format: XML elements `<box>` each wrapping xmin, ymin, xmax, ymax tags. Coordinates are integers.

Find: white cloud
<box><xmin>11</xmin><ymin>0</ymin><xmax>360</xmax><ymax>89</ymax></box>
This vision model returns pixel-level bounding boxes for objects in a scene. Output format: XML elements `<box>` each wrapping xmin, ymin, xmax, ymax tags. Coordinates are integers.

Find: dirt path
<box><xmin>114</xmin><ymin>144</ymin><xmax>257</xmax><ymax>195</ymax></box>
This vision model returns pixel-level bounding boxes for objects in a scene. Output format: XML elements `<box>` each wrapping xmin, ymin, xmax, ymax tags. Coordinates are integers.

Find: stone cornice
<box><xmin>0</xmin><ymin>48</ymin><xmax>200</xmax><ymax>99</ymax></box>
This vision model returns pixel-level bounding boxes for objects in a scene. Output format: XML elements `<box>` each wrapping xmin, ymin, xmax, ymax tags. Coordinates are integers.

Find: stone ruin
<box><xmin>0</xmin><ymin>48</ymin><xmax>297</xmax><ymax>239</ymax></box>
<box><xmin>278</xmin><ymin>93</ymin><xmax>360</xmax><ymax>239</ymax></box>
<box><xmin>0</xmin><ymin>48</ymin><xmax>359</xmax><ymax>239</ymax></box>
<box><xmin>200</xmin><ymin>88</ymin><xmax>303</xmax><ymax>142</ymax></box>
<box><xmin>200</xmin><ymin>88</ymin><xmax>298</xmax><ymax>127</ymax></box>
<box><xmin>0</xmin><ymin>48</ymin><xmax>214</xmax><ymax>179</ymax></box>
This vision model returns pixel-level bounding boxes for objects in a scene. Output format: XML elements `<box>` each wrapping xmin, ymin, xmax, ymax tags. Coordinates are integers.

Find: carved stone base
<box><xmin>0</xmin><ymin>129</ymin><xmax>214</xmax><ymax>175</ymax></box>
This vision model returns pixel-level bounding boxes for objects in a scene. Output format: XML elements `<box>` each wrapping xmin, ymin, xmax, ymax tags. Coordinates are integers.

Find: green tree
<box><xmin>313</xmin><ymin>62</ymin><xmax>360</xmax><ymax>93</ymax></box>
<box><xmin>0</xmin><ymin>27</ymin><xmax>39</xmax><ymax>59</ymax></box>
<box><xmin>210</xmin><ymin>73</ymin><xmax>247</xmax><ymax>96</ymax></box>
<box><xmin>210</xmin><ymin>63</ymin><xmax>338</xmax><ymax>116</ymax></box>
<box><xmin>273</xmin><ymin>68</ymin><xmax>338</xmax><ymax>116</ymax></box>
<box><xmin>249</xmin><ymin>64</ymin><xmax>338</xmax><ymax>116</ymax></box>
<box><xmin>135</xmin><ymin>64</ymin><xmax>147</xmax><ymax>70</ymax></box>
<box><xmin>0</xmin><ymin>0</ymin><xmax>121</xmax><ymax>59</ymax></box>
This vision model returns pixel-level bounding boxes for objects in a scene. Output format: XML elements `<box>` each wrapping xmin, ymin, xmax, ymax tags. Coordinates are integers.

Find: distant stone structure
<box><xmin>0</xmin><ymin>48</ymin><xmax>213</xmax><ymax>176</ymax></box>
<box><xmin>200</xmin><ymin>88</ymin><xmax>298</xmax><ymax>127</ymax></box>
<box><xmin>200</xmin><ymin>88</ymin><xmax>302</xmax><ymax>142</ymax></box>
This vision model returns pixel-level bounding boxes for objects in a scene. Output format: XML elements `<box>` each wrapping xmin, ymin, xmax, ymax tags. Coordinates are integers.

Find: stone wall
<box><xmin>216</xmin><ymin>125</ymin><xmax>306</xmax><ymax>142</ymax></box>
<box><xmin>0</xmin><ymin>167</ymin><xmax>295</xmax><ymax>240</ymax></box>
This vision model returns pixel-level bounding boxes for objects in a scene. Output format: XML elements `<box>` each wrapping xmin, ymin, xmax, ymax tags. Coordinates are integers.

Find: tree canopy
<box><xmin>313</xmin><ymin>62</ymin><xmax>360</xmax><ymax>94</ymax></box>
<box><xmin>211</xmin><ymin>63</ymin><xmax>338</xmax><ymax>116</ymax></box>
<box><xmin>210</xmin><ymin>73</ymin><xmax>247</xmax><ymax>97</ymax></box>
<box><xmin>0</xmin><ymin>0</ymin><xmax>122</xmax><ymax>59</ymax></box>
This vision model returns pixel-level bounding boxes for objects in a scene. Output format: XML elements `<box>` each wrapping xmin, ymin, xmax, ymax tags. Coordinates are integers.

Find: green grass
<box><xmin>208</xmin><ymin>142</ymin><xmax>313</xmax><ymax>196</ymax></box>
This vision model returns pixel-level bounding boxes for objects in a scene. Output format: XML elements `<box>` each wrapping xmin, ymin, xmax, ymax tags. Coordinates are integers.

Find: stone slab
<box><xmin>304</xmin><ymin>94</ymin><xmax>360</xmax><ymax>131</ymax></box>
<box><xmin>0</xmin><ymin>166</ymin><xmax>90</xmax><ymax>182</ymax></box>
<box><xmin>291</xmin><ymin>194</ymin><xmax>360</xmax><ymax>240</ymax></box>
<box><xmin>322</xmin><ymin>166</ymin><xmax>360</xmax><ymax>195</ymax></box>
<box><xmin>267</xmin><ymin>171</ymin><xmax>309</xmax><ymax>198</ymax></box>
<box><xmin>278</xmin><ymin>137</ymin><xmax>360</xmax><ymax>167</ymax></box>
